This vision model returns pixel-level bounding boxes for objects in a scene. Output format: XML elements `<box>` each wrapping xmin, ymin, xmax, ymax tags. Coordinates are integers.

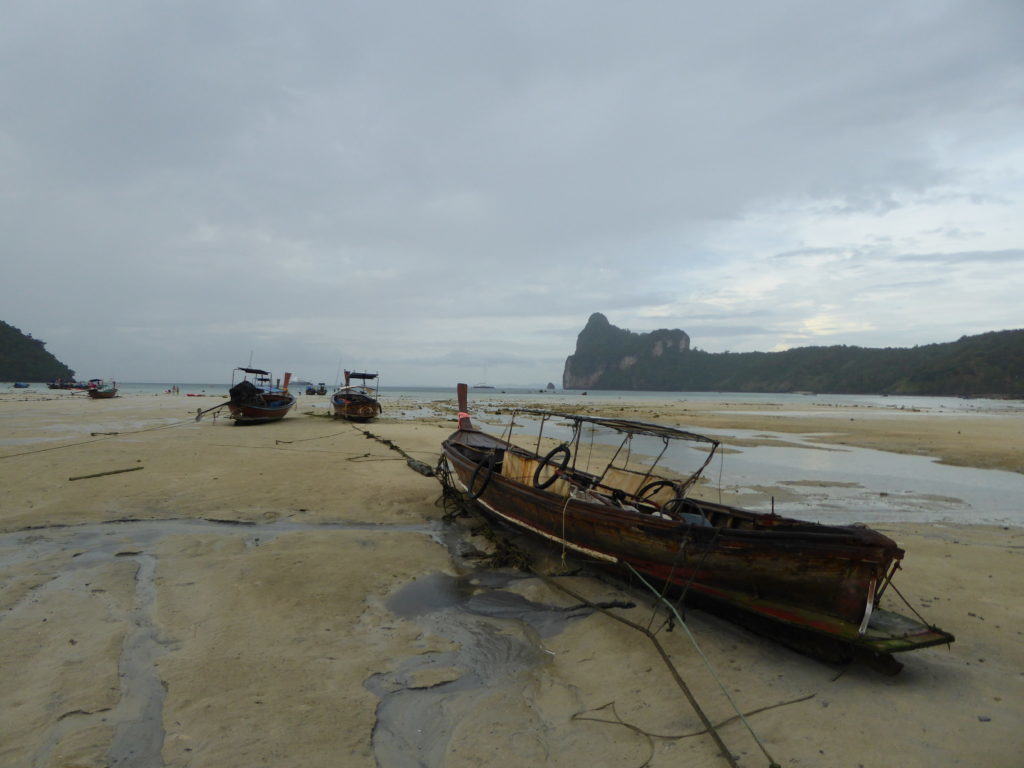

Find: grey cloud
<box><xmin>895</xmin><ymin>249</ymin><xmax>1024</xmax><ymax>264</ymax></box>
<box><xmin>921</xmin><ymin>227</ymin><xmax>983</xmax><ymax>240</ymax></box>
<box><xmin>400</xmin><ymin>349</ymin><xmax>564</xmax><ymax>368</ymax></box>
<box><xmin>685</xmin><ymin>325</ymin><xmax>776</xmax><ymax>338</ymax></box>
<box><xmin>771</xmin><ymin>247</ymin><xmax>849</xmax><ymax>260</ymax></box>
<box><xmin>1</xmin><ymin>1</ymin><xmax>1022</xmax><ymax>382</ymax></box>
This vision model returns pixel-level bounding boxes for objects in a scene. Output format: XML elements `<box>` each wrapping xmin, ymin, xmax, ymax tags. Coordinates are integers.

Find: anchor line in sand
<box><xmin>0</xmin><ymin>418</ymin><xmax>196</xmax><ymax>460</ymax></box>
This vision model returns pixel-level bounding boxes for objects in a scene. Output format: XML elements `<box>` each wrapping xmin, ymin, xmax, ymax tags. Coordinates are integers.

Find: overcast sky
<box><xmin>2</xmin><ymin>1</ymin><xmax>1022</xmax><ymax>385</ymax></box>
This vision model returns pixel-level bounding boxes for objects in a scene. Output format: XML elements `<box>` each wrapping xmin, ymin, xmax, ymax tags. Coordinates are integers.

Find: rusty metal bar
<box><xmin>633</xmin><ymin>436</ymin><xmax>670</xmax><ymax>498</ymax></box>
<box><xmin>596</xmin><ymin>433</ymin><xmax>631</xmax><ymax>487</ymax></box>
<box><xmin>502</xmin><ymin>410</ymin><xmax>517</xmax><ymax>445</ymax></box>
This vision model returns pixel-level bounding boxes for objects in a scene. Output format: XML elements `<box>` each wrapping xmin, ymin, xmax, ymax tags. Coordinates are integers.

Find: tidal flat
<box><xmin>1</xmin><ymin>390</ymin><xmax>1022</xmax><ymax>767</ymax></box>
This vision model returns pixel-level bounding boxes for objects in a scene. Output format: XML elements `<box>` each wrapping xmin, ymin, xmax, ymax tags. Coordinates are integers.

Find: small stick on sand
<box><xmin>69</xmin><ymin>466</ymin><xmax>144</xmax><ymax>481</ymax></box>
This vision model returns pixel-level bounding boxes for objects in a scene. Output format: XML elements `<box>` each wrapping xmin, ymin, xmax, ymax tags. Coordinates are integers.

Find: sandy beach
<box><xmin>1</xmin><ymin>389</ymin><xmax>1022</xmax><ymax>767</ymax></box>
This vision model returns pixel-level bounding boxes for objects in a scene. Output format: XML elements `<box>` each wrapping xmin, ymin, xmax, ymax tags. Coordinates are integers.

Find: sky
<box><xmin>2</xmin><ymin>1</ymin><xmax>1022</xmax><ymax>386</ymax></box>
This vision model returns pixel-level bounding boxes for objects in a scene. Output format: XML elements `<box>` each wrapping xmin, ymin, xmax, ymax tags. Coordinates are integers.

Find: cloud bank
<box><xmin>2</xmin><ymin>1</ymin><xmax>1021</xmax><ymax>384</ymax></box>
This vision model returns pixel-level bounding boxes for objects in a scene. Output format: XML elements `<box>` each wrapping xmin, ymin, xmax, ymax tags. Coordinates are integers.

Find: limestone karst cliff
<box><xmin>561</xmin><ymin>314</ymin><xmax>1024</xmax><ymax>395</ymax></box>
<box><xmin>562</xmin><ymin>313</ymin><xmax>690</xmax><ymax>389</ymax></box>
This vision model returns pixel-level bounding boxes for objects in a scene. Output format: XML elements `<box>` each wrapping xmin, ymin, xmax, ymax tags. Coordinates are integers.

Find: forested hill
<box><xmin>562</xmin><ymin>313</ymin><xmax>1024</xmax><ymax>396</ymax></box>
<box><xmin>0</xmin><ymin>321</ymin><xmax>75</xmax><ymax>381</ymax></box>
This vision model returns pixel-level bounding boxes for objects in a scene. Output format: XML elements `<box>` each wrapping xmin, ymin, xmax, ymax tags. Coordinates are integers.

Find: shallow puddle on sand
<box><xmin>371</xmin><ymin>568</ymin><xmax>599</xmax><ymax>767</ymax></box>
<box><xmin>694</xmin><ymin>427</ymin><xmax>1024</xmax><ymax>526</ymax></box>
<box><xmin>387</xmin><ymin>570</ymin><xmax>596</xmax><ymax>637</ymax></box>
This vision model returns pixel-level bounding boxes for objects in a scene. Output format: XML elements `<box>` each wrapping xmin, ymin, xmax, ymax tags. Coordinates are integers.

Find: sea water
<box><xmin>5</xmin><ymin>381</ymin><xmax>1021</xmax><ymax>414</ymax></box>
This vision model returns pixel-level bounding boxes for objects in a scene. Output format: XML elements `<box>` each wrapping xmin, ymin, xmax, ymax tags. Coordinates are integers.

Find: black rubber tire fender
<box><xmin>533</xmin><ymin>444</ymin><xmax>571</xmax><ymax>490</ymax></box>
<box><xmin>467</xmin><ymin>454</ymin><xmax>497</xmax><ymax>499</ymax></box>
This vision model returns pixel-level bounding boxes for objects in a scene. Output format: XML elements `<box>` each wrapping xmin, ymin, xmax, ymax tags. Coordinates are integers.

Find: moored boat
<box><xmin>332</xmin><ymin>370</ymin><xmax>382</xmax><ymax>422</ymax></box>
<box><xmin>439</xmin><ymin>383</ymin><xmax>953</xmax><ymax>673</ymax></box>
<box><xmin>47</xmin><ymin>378</ymin><xmax>82</xmax><ymax>391</ymax></box>
<box><xmin>87</xmin><ymin>381</ymin><xmax>118</xmax><ymax>398</ymax></box>
<box><xmin>224</xmin><ymin>368</ymin><xmax>295</xmax><ymax>424</ymax></box>
<box><xmin>12</xmin><ymin>382</ymin><xmax>30</xmax><ymax>388</ymax></box>
<box><xmin>48</xmin><ymin>379</ymin><xmax>88</xmax><ymax>389</ymax></box>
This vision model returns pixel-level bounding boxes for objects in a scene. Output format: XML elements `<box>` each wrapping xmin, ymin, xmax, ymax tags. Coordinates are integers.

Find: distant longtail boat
<box><xmin>332</xmin><ymin>370</ymin><xmax>382</xmax><ymax>422</ymax></box>
<box><xmin>222</xmin><ymin>368</ymin><xmax>295</xmax><ymax>424</ymax></box>
<box><xmin>87</xmin><ymin>380</ymin><xmax>118</xmax><ymax>398</ymax></box>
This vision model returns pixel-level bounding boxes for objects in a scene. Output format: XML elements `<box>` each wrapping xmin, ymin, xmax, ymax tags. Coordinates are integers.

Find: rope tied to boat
<box><xmin>559</xmin><ymin>492</ymin><xmax>572</xmax><ymax>567</ymax></box>
<box><xmin>625</xmin><ymin>562</ymin><xmax>782</xmax><ymax>768</ymax></box>
<box><xmin>888</xmin><ymin>576</ymin><xmax>941</xmax><ymax>631</ymax></box>
<box><xmin>535</xmin><ymin>569</ymin><xmax>743</xmax><ymax>768</ymax></box>
<box><xmin>436</xmin><ymin>456</ymin><xmax>776</xmax><ymax>767</ymax></box>
<box><xmin>435</xmin><ymin>454</ymin><xmax>468</xmax><ymax>519</ymax></box>
<box><xmin>669</xmin><ymin>523</ymin><xmax>724</xmax><ymax>623</ymax></box>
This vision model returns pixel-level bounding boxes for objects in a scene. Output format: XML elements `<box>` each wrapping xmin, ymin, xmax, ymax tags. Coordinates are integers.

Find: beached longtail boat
<box><xmin>332</xmin><ymin>370</ymin><xmax>382</xmax><ymax>422</ymax></box>
<box><xmin>440</xmin><ymin>384</ymin><xmax>953</xmax><ymax>672</ymax></box>
<box><xmin>224</xmin><ymin>368</ymin><xmax>295</xmax><ymax>424</ymax></box>
<box><xmin>87</xmin><ymin>381</ymin><xmax>118</xmax><ymax>398</ymax></box>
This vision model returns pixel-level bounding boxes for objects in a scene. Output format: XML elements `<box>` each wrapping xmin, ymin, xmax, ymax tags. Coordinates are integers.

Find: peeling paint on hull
<box><xmin>442</xmin><ymin>431</ymin><xmax>954</xmax><ymax>660</ymax></box>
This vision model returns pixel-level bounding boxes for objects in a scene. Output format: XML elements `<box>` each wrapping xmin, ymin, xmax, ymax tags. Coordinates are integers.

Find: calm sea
<box><xmin>5</xmin><ymin>381</ymin><xmax>1020</xmax><ymax>415</ymax></box>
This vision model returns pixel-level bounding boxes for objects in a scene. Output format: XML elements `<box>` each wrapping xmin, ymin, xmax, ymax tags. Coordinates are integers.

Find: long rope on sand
<box><xmin>624</xmin><ymin>562</ymin><xmax>781</xmax><ymax>768</ymax></box>
<box><xmin>533</xmin><ymin>570</ymin><xmax>742</xmax><ymax>768</ymax></box>
<box><xmin>0</xmin><ymin>418</ymin><xmax>196</xmax><ymax>461</ymax></box>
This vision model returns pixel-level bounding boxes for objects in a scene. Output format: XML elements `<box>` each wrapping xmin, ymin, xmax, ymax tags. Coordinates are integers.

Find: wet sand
<box><xmin>1</xmin><ymin>390</ymin><xmax>1022</xmax><ymax>767</ymax></box>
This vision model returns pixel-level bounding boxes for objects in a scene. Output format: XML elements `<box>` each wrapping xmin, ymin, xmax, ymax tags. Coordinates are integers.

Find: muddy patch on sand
<box><xmin>367</xmin><ymin>569</ymin><xmax>614</xmax><ymax>766</ymax></box>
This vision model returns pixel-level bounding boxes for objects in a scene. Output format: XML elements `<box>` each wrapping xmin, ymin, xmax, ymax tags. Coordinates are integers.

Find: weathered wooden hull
<box><xmin>87</xmin><ymin>389</ymin><xmax>117</xmax><ymax>399</ymax></box>
<box><xmin>332</xmin><ymin>393</ymin><xmax>381</xmax><ymax>422</ymax></box>
<box><xmin>227</xmin><ymin>394</ymin><xmax>295</xmax><ymax>423</ymax></box>
<box><xmin>442</xmin><ymin>430</ymin><xmax>953</xmax><ymax>659</ymax></box>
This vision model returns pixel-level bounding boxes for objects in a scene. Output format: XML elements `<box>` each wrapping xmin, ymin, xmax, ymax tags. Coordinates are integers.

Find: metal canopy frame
<box><xmin>507</xmin><ymin>408</ymin><xmax>720</xmax><ymax>495</ymax></box>
<box><xmin>232</xmin><ymin>366</ymin><xmax>274</xmax><ymax>390</ymax></box>
<box><xmin>341</xmin><ymin>369</ymin><xmax>381</xmax><ymax>394</ymax></box>
<box><xmin>510</xmin><ymin>408</ymin><xmax>720</xmax><ymax>447</ymax></box>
